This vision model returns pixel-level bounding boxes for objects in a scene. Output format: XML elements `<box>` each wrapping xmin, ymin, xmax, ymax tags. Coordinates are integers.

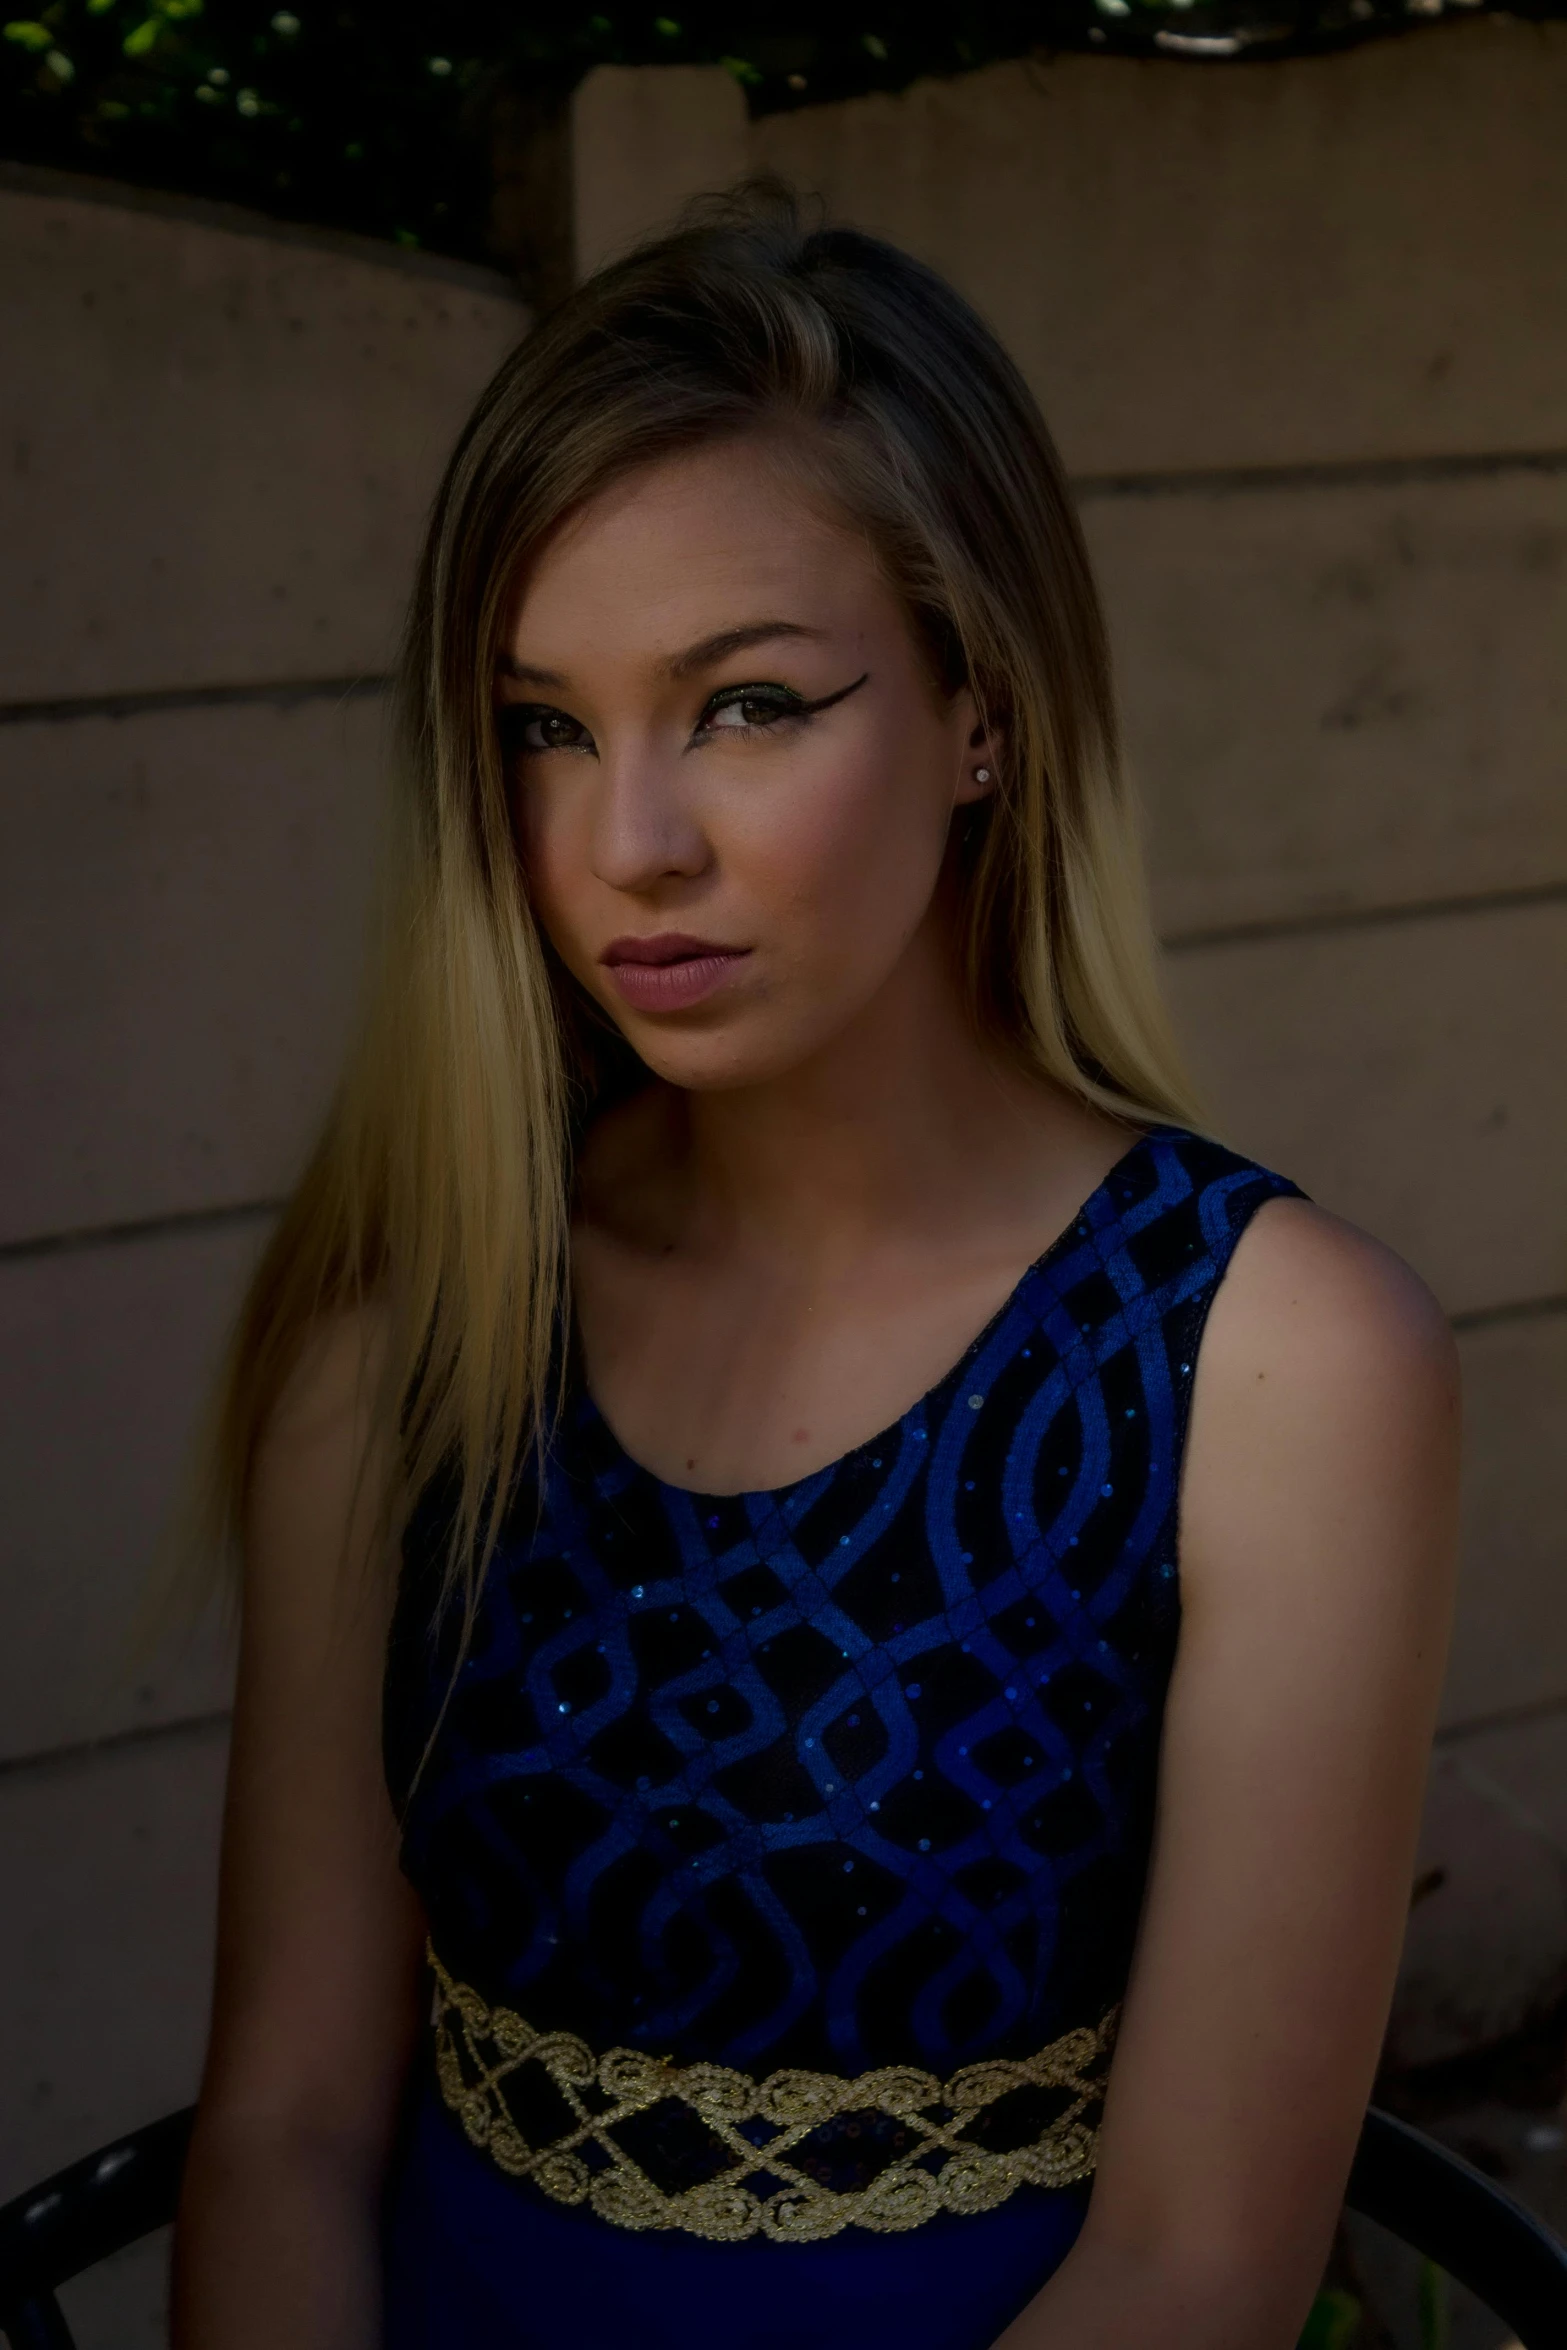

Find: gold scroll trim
<box><xmin>427</xmin><ymin>1944</ymin><xmax>1116</xmax><ymax>2243</ymax></box>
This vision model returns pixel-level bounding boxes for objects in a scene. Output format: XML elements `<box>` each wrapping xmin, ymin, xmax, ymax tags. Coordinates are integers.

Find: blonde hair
<box><xmin>206</xmin><ymin>182</ymin><xmax>1198</xmax><ymax>1624</ymax></box>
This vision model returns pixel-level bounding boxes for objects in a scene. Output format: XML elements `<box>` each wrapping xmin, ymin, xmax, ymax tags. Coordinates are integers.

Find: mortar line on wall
<box><xmin>0</xmin><ymin>1201</ymin><xmax>1564</xmax><ymax>1317</ymax></box>
<box><xmin>0</xmin><ymin>1198</ymin><xmax>281</xmax><ymax>1267</ymax></box>
<box><xmin>0</xmin><ymin>674</ymin><xmax>391</xmax><ymax>729</ymax></box>
<box><xmin>5</xmin><ymin>1201</ymin><xmax>1561</xmax><ymax>1339</ymax></box>
<box><xmin>1435</xmin><ymin>1691</ymin><xmax>1567</xmax><ymax>1749</ymax></box>
<box><xmin>1162</xmin><ymin>875</ymin><xmax>1567</xmax><ymax>955</ymax></box>
<box><xmin>1450</xmin><ymin>1293</ymin><xmax>1567</xmax><ymax>1335</ymax></box>
<box><xmin>1446</xmin><ymin>1754</ymin><xmax>1567</xmax><ymax>1861</ymax></box>
<box><xmin>0</xmin><ymin>158</ymin><xmax>525</xmax><ymax>298</ymax></box>
<box><xmin>1074</xmin><ymin>447</ymin><xmax>1567</xmax><ymax>503</ymax></box>
<box><xmin>5</xmin><ymin>459</ymin><xmax>1560</xmax><ymax>730</ymax></box>
<box><xmin>0</xmin><ymin>1707</ymin><xmax>233</xmax><ymax>1786</ymax></box>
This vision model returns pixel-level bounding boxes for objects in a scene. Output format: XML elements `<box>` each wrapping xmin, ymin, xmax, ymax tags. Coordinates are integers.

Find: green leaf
<box><xmin>86</xmin><ymin>0</ymin><xmax>118</xmax><ymax>14</ymax></box>
<box><xmin>2</xmin><ymin>21</ymin><xmax>55</xmax><ymax>50</ymax></box>
<box><xmin>1297</xmin><ymin>2289</ymin><xmax>1362</xmax><ymax>2350</ymax></box>
<box><xmin>1417</xmin><ymin>2260</ymin><xmax>1451</xmax><ymax>2350</ymax></box>
<box><xmin>121</xmin><ymin>16</ymin><xmax>160</xmax><ymax>52</ymax></box>
<box><xmin>719</xmin><ymin>52</ymin><xmax>760</xmax><ymax>83</ymax></box>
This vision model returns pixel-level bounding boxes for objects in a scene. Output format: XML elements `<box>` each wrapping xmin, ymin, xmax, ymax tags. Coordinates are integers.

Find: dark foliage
<box><xmin>2</xmin><ymin>2</ymin><xmax>1563</xmax><ymax>267</ymax></box>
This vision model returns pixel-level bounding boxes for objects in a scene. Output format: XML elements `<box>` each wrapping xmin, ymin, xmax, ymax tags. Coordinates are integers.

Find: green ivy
<box><xmin>1295</xmin><ymin>2258</ymin><xmax>1458</xmax><ymax>2350</ymax></box>
<box><xmin>1418</xmin><ymin>2258</ymin><xmax>1451</xmax><ymax>2350</ymax></box>
<box><xmin>3</xmin><ymin>0</ymin><xmax>1564</xmax><ymax>264</ymax></box>
<box><xmin>1298</xmin><ymin>2288</ymin><xmax>1364</xmax><ymax>2350</ymax></box>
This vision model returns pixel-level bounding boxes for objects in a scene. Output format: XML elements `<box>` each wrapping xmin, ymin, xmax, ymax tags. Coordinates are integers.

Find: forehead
<box><xmin>504</xmin><ymin>439</ymin><xmax>890</xmax><ymax>661</ymax></box>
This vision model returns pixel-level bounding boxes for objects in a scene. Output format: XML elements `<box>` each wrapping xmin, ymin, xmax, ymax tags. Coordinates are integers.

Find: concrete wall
<box><xmin>577</xmin><ymin>25</ymin><xmax>1567</xmax><ymax>2065</ymax></box>
<box><xmin>0</xmin><ymin>169</ymin><xmax>527</xmax><ymax>2229</ymax></box>
<box><xmin>1</xmin><ymin>8</ymin><xmax>1563</xmax><ymax>2271</ymax></box>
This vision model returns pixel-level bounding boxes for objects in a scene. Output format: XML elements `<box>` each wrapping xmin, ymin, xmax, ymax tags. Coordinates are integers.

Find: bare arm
<box><xmin>1000</xmin><ymin>1200</ymin><xmax>1460</xmax><ymax>2348</ymax></box>
<box><xmin>172</xmin><ymin>1318</ymin><xmax>427</xmax><ymax>2350</ymax></box>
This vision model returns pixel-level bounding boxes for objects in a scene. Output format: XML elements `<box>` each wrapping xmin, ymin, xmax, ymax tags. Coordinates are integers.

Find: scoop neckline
<box><xmin>578</xmin><ymin>1123</ymin><xmax>1163</xmax><ymax>1508</ymax></box>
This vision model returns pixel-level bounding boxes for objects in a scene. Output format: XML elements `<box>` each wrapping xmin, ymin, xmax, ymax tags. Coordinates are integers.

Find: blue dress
<box><xmin>381</xmin><ymin>1126</ymin><xmax>1300</xmax><ymax>2347</ymax></box>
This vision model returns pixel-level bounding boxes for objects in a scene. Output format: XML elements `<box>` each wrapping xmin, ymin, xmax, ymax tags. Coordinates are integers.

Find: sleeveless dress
<box><xmin>381</xmin><ymin>1126</ymin><xmax>1301</xmax><ymax>2349</ymax></box>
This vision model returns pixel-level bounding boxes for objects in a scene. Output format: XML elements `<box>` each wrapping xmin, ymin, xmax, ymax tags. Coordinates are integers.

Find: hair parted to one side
<box><xmin>203</xmin><ymin>179</ymin><xmax>1200</xmax><ymax>1630</ymax></box>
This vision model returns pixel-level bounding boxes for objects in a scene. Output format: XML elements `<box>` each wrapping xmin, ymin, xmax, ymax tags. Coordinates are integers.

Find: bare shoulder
<box><xmin>258</xmin><ymin>1301</ymin><xmax>391</xmax><ymax>1474</ymax></box>
<box><xmin>1200</xmin><ymin>1193</ymin><xmax>1458</xmax><ymax>1422</ymax></box>
<box><xmin>246</xmin><ymin>1301</ymin><xmax>396</xmax><ymax>1626</ymax></box>
<box><xmin>1182</xmin><ymin>1196</ymin><xmax>1460</xmax><ymax>1614</ymax></box>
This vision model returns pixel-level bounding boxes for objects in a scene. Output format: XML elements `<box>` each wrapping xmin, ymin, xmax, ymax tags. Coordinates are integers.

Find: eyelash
<box><xmin>498</xmin><ymin>681</ymin><xmax>831</xmax><ymax>760</ymax></box>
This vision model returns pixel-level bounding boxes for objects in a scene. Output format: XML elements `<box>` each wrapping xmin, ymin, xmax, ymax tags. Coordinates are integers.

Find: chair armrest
<box><xmin>0</xmin><ymin>2108</ymin><xmax>194</xmax><ymax>2312</ymax></box>
<box><xmin>1347</xmin><ymin>2105</ymin><xmax>1567</xmax><ymax>2349</ymax></box>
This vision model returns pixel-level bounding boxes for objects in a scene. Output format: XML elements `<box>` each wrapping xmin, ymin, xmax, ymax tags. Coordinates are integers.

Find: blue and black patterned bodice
<box><xmin>387</xmin><ymin>1130</ymin><xmax>1297</xmax><ymax>2095</ymax></box>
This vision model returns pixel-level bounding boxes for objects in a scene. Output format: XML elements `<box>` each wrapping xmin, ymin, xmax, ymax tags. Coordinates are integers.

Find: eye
<box><xmin>699</xmin><ymin>683</ymin><xmax>807</xmax><ymax>734</ymax></box>
<box><xmin>497</xmin><ymin>703</ymin><xmax>594</xmax><ymax>756</ymax></box>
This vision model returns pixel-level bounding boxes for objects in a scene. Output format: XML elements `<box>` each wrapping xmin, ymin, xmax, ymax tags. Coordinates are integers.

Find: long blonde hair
<box><xmin>206</xmin><ymin>182</ymin><xmax>1198</xmax><ymax>1623</ymax></box>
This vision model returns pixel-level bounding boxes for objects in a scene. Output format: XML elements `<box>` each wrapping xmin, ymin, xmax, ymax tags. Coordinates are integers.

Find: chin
<box><xmin>615</xmin><ymin>1014</ymin><xmax>834</xmax><ymax>1095</ymax></box>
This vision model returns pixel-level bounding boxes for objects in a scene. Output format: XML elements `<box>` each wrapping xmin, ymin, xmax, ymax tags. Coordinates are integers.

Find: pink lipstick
<box><xmin>600</xmin><ymin>932</ymin><xmax>751</xmax><ymax>1012</ymax></box>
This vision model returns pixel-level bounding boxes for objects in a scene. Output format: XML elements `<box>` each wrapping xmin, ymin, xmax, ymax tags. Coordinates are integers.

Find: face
<box><xmin>497</xmin><ymin>436</ymin><xmax>993</xmax><ymax>1092</ymax></box>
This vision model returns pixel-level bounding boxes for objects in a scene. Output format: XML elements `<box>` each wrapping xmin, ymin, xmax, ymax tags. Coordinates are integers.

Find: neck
<box><xmin>645</xmin><ymin>920</ymin><xmax>1097</xmax><ymax>1275</ymax></box>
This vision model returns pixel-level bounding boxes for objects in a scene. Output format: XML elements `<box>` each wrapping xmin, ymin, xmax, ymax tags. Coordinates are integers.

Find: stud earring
<box><xmin>975</xmin><ymin>766</ymin><xmax>991</xmax><ymax>784</ymax></box>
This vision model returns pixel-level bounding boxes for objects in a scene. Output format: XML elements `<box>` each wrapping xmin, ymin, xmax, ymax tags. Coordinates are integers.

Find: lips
<box><xmin>599</xmin><ymin>933</ymin><xmax>752</xmax><ymax>1013</ymax></box>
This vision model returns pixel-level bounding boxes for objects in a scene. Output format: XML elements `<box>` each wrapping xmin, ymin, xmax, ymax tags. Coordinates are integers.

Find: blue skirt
<box><xmin>383</xmin><ymin>2082</ymin><xmax>1089</xmax><ymax>2350</ymax></box>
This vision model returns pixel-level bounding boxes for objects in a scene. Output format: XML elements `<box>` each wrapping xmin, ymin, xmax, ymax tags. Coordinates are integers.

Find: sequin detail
<box><xmin>390</xmin><ymin>1131</ymin><xmax>1302</xmax><ymax>2090</ymax></box>
<box><xmin>429</xmin><ymin>1944</ymin><xmax>1115</xmax><ymax>2241</ymax></box>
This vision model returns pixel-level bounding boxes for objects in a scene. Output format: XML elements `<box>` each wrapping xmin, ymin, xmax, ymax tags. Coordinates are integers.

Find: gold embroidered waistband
<box><xmin>428</xmin><ymin>1944</ymin><xmax>1116</xmax><ymax>2243</ymax></box>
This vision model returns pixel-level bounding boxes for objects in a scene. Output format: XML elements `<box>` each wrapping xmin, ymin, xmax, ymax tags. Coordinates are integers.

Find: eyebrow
<box><xmin>494</xmin><ymin>619</ymin><xmax>827</xmax><ymax>691</ymax></box>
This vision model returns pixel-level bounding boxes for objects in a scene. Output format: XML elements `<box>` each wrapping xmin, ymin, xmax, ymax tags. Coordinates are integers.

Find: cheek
<box><xmin>736</xmin><ymin>736</ymin><xmax>948</xmax><ymax>951</ymax></box>
<box><xmin>510</xmin><ymin>782</ymin><xmax>592</xmax><ymax>968</ymax></box>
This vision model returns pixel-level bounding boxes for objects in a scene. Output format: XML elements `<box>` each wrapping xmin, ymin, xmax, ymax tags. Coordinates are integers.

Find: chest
<box><xmin>568</xmin><ymin>1228</ymin><xmax>1110</xmax><ymax>1496</ymax></box>
<box><xmin>393</xmin><ymin>1270</ymin><xmax>1188</xmax><ymax>2074</ymax></box>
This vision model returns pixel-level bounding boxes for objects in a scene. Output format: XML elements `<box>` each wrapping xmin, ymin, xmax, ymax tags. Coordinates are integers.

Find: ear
<box><xmin>952</xmin><ymin>702</ymin><xmax>1003</xmax><ymax>807</ymax></box>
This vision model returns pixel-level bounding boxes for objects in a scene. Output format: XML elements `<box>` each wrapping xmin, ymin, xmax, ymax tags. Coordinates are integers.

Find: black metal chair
<box><xmin>0</xmin><ymin>2110</ymin><xmax>191</xmax><ymax>2350</ymax></box>
<box><xmin>2</xmin><ymin>2102</ymin><xmax>1566</xmax><ymax>2348</ymax></box>
<box><xmin>1344</xmin><ymin>2107</ymin><xmax>1567</xmax><ymax>2339</ymax></box>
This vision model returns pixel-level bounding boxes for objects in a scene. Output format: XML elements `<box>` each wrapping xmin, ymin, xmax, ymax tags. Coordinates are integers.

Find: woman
<box><xmin>172</xmin><ymin>189</ymin><xmax>1459</xmax><ymax>2350</ymax></box>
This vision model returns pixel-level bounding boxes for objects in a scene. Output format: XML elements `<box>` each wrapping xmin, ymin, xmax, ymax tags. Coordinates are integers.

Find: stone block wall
<box><xmin>0</xmin><ymin>173</ymin><xmax>527</xmax><ymax>2214</ymax></box>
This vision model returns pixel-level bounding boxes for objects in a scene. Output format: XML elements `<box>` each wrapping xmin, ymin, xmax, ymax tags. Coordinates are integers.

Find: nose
<box><xmin>588</xmin><ymin>739</ymin><xmax>712</xmax><ymax>894</ymax></box>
